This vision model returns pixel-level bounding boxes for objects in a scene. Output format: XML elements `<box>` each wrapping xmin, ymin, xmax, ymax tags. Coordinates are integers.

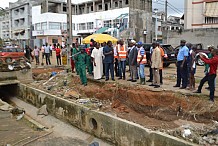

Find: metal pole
<box><xmin>155</xmin><ymin>12</ymin><xmax>157</xmax><ymax>41</ymax></box>
<box><xmin>67</xmin><ymin>0</ymin><xmax>72</xmax><ymax>66</ymax></box>
<box><xmin>165</xmin><ymin>0</ymin><xmax>168</xmax><ymax>22</ymax></box>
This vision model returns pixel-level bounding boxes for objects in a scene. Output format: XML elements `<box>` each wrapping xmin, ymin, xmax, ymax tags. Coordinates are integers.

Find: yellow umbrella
<box><xmin>82</xmin><ymin>34</ymin><xmax>118</xmax><ymax>44</ymax></box>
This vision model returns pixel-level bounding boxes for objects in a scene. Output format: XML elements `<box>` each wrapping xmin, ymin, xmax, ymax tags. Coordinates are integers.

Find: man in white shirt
<box><xmin>44</xmin><ymin>43</ymin><xmax>51</xmax><ymax>65</ymax></box>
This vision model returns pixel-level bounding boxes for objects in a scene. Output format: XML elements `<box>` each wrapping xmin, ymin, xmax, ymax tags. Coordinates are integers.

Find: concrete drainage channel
<box><xmin>17</xmin><ymin>83</ymin><xmax>196</xmax><ymax>146</ymax></box>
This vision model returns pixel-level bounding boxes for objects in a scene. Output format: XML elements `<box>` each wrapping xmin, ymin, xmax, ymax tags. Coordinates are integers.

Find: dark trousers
<box><xmin>208</xmin><ymin>74</ymin><xmax>216</xmax><ymax>101</ymax></box>
<box><xmin>198</xmin><ymin>73</ymin><xmax>209</xmax><ymax>92</ymax></box>
<box><xmin>118</xmin><ymin>60</ymin><xmax>126</xmax><ymax>78</ymax></box>
<box><xmin>160</xmin><ymin>69</ymin><xmax>163</xmax><ymax>84</ymax></box>
<box><xmin>149</xmin><ymin>66</ymin><xmax>153</xmax><ymax>81</ymax></box>
<box><xmin>176</xmin><ymin>61</ymin><xmax>188</xmax><ymax>87</ymax></box>
<box><xmin>105</xmin><ymin>63</ymin><xmax>114</xmax><ymax>80</ymax></box>
<box><xmin>56</xmin><ymin>55</ymin><xmax>61</xmax><ymax>65</ymax></box>
<box><xmin>45</xmin><ymin>53</ymin><xmax>51</xmax><ymax>65</ymax></box>
<box><xmin>114</xmin><ymin>59</ymin><xmax>119</xmax><ymax>77</ymax></box>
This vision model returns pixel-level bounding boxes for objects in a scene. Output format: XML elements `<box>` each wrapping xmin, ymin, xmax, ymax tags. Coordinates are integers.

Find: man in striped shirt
<box><xmin>137</xmin><ymin>42</ymin><xmax>146</xmax><ymax>85</ymax></box>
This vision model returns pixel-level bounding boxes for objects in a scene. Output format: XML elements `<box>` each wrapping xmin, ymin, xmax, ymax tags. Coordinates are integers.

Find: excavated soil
<box><xmin>31</xmin><ymin>68</ymin><xmax>218</xmax><ymax>130</ymax></box>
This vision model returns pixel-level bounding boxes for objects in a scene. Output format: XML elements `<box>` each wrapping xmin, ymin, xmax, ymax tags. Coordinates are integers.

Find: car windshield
<box><xmin>1</xmin><ymin>48</ymin><xmax>23</xmax><ymax>52</ymax></box>
<box><xmin>161</xmin><ymin>45</ymin><xmax>174</xmax><ymax>53</ymax></box>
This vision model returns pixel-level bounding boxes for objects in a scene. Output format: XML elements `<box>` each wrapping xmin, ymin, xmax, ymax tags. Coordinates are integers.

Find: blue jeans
<box><xmin>139</xmin><ymin>64</ymin><xmax>145</xmax><ymax>79</ymax></box>
<box><xmin>118</xmin><ymin>60</ymin><xmax>126</xmax><ymax>78</ymax></box>
<box><xmin>105</xmin><ymin>63</ymin><xmax>114</xmax><ymax>79</ymax></box>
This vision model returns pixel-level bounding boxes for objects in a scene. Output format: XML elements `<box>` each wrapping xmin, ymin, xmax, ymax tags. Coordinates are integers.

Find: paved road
<box><xmin>0</xmin><ymin>98</ymin><xmax>112</xmax><ymax>146</ymax></box>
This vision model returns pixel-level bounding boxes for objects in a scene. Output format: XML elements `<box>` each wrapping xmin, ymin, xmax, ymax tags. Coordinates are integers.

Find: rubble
<box><xmin>0</xmin><ymin>58</ymin><xmax>31</xmax><ymax>72</ymax></box>
<box><xmin>37</xmin><ymin>105</ymin><xmax>48</xmax><ymax>116</ymax></box>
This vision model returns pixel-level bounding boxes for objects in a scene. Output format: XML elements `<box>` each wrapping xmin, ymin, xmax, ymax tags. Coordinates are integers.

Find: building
<box><xmin>0</xmin><ymin>8</ymin><xmax>11</xmax><ymax>45</ymax></box>
<box><xmin>32</xmin><ymin>0</ymin><xmax>152</xmax><ymax>46</ymax></box>
<box><xmin>9</xmin><ymin>0</ymin><xmax>38</xmax><ymax>48</ymax></box>
<box><xmin>185</xmin><ymin>0</ymin><xmax>218</xmax><ymax>29</ymax></box>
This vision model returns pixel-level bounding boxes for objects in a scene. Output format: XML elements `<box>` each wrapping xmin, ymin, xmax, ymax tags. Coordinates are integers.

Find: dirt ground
<box><xmin>30</xmin><ymin>67</ymin><xmax>218</xmax><ymax>145</ymax></box>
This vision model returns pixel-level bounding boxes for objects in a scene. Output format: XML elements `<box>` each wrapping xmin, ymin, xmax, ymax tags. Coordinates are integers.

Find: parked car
<box><xmin>0</xmin><ymin>46</ymin><xmax>25</xmax><ymax>63</ymax></box>
<box><xmin>143</xmin><ymin>43</ymin><xmax>177</xmax><ymax>67</ymax></box>
<box><xmin>175</xmin><ymin>43</ymin><xmax>210</xmax><ymax>66</ymax></box>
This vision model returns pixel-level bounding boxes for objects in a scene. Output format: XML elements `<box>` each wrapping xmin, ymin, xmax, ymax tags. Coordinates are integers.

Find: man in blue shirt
<box><xmin>103</xmin><ymin>41</ymin><xmax>115</xmax><ymax>81</ymax></box>
<box><xmin>174</xmin><ymin>40</ymin><xmax>189</xmax><ymax>89</ymax></box>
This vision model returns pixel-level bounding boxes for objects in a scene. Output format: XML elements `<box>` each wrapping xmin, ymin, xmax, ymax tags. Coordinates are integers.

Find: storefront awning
<box><xmin>205</xmin><ymin>2</ymin><xmax>218</xmax><ymax>17</ymax></box>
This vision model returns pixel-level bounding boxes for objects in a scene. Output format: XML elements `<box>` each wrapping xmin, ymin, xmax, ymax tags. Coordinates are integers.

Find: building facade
<box><xmin>9</xmin><ymin>0</ymin><xmax>38</xmax><ymax>47</ymax></box>
<box><xmin>0</xmin><ymin>8</ymin><xmax>10</xmax><ymax>45</ymax></box>
<box><xmin>185</xmin><ymin>0</ymin><xmax>218</xmax><ymax>29</ymax></box>
<box><xmin>32</xmin><ymin>0</ymin><xmax>152</xmax><ymax>46</ymax></box>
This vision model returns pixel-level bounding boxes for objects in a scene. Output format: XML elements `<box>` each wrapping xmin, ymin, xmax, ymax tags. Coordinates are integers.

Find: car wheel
<box><xmin>163</xmin><ymin>63</ymin><xmax>170</xmax><ymax>67</ymax></box>
<box><xmin>197</xmin><ymin>56</ymin><xmax>205</xmax><ymax>66</ymax></box>
<box><xmin>5</xmin><ymin>58</ymin><xmax>12</xmax><ymax>63</ymax></box>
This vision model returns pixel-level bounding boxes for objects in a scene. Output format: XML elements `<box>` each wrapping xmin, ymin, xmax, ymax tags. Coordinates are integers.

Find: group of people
<box><xmin>26</xmin><ymin>43</ymin><xmax>68</xmax><ymax>66</ymax></box>
<box><xmin>70</xmin><ymin>39</ymin><xmax>159</xmax><ymax>87</ymax></box>
<box><xmin>174</xmin><ymin>40</ymin><xmax>218</xmax><ymax>102</ymax></box>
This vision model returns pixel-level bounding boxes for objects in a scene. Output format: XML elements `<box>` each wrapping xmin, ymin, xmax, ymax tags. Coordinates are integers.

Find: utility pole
<box><xmin>164</xmin><ymin>0</ymin><xmax>168</xmax><ymax>44</ymax></box>
<box><xmin>67</xmin><ymin>0</ymin><xmax>72</xmax><ymax>66</ymax></box>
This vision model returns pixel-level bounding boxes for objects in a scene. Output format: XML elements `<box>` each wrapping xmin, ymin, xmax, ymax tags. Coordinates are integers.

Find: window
<box><xmin>72</xmin><ymin>23</ymin><xmax>75</xmax><ymax>30</ymax></box>
<box><xmin>158</xmin><ymin>26</ymin><xmax>161</xmax><ymax>31</ymax></box>
<box><xmin>14</xmin><ymin>19</ymin><xmax>19</xmax><ymax>26</ymax></box>
<box><xmin>115</xmin><ymin>2</ymin><xmax>118</xmax><ymax>7</ymax></box>
<box><xmin>104</xmin><ymin>20</ymin><xmax>112</xmax><ymax>27</ymax></box>
<box><xmin>35</xmin><ymin>23</ymin><xmax>41</xmax><ymax>30</ymax></box>
<box><xmin>78</xmin><ymin>23</ymin><xmax>86</xmax><ymax>30</ymax></box>
<box><xmin>105</xmin><ymin>3</ymin><xmax>108</xmax><ymax>11</ymax></box>
<box><xmin>49</xmin><ymin>22</ymin><xmax>61</xmax><ymax>29</ymax></box>
<box><xmin>20</xmin><ymin>18</ymin><xmax>25</xmax><ymax>26</ymax></box>
<box><xmin>125</xmin><ymin>0</ymin><xmax>129</xmax><ymax>5</ymax></box>
<box><xmin>98</xmin><ymin>4</ymin><xmax>102</xmax><ymax>10</ymax></box>
<box><xmin>205</xmin><ymin>17</ymin><xmax>218</xmax><ymax>24</ymax></box>
<box><xmin>119</xmin><ymin>1</ymin><xmax>122</xmax><ymax>8</ymax></box>
<box><xmin>52</xmin><ymin>39</ymin><xmax>58</xmax><ymax>44</ymax></box>
<box><xmin>91</xmin><ymin>6</ymin><xmax>93</xmax><ymax>11</ymax></box>
<box><xmin>87</xmin><ymin>22</ymin><xmax>94</xmax><ymax>29</ymax></box>
<box><xmin>41</xmin><ymin>22</ymin><xmax>47</xmax><ymax>30</ymax></box>
<box><xmin>14</xmin><ymin>9</ymin><xmax>19</xmax><ymax>15</ymax></box>
<box><xmin>63</xmin><ymin>23</ymin><xmax>67</xmax><ymax>30</ymax></box>
<box><xmin>20</xmin><ymin>7</ymin><xmax>25</xmax><ymax>13</ymax></box>
<box><xmin>63</xmin><ymin>5</ymin><xmax>67</xmax><ymax>12</ymax></box>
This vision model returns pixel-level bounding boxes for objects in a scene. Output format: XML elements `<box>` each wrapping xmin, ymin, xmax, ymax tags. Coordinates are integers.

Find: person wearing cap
<box><xmin>149</xmin><ymin>42</ymin><xmax>162</xmax><ymax>88</ymax></box>
<box><xmin>117</xmin><ymin>39</ymin><xmax>127</xmax><ymax>80</ymax></box>
<box><xmin>127</xmin><ymin>40</ymin><xmax>138</xmax><ymax>82</ymax></box>
<box><xmin>75</xmin><ymin>46</ymin><xmax>88</xmax><ymax>86</ymax></box>
<box><xmin>136</xmin><ymin>41</ymin><xmax>146</xmax><ymax>85</ymax></box>
<box><xmin>174</xmin><ymin>40</ymin><xmax>189</xmax><ymax>89</ymax></box>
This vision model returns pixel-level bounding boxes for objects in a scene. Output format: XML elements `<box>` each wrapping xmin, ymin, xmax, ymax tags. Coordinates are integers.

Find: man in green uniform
<box><xmin>75</xmin><ymin>47</ymin><xmax>88</xmax><ymax>86</ymax></box>
<box><xmin>72</xmin><ymin>43</ymin><xmax>80</xmax><ymax>75</ymax></box>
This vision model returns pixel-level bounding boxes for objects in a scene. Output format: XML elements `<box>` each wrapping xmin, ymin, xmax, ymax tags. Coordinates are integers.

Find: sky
<box><xmin>153</xmin><ymin>0</ymin><xmax>184</xmax><ymax>17</ymax></box>
<box><xmin>1</xmin><ymin>0</ymin><xmax>184</xmax><ymax>17</ymax></box>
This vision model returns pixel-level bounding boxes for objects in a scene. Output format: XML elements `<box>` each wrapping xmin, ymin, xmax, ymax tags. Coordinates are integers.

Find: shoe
<box><xmin>180</xmin><ymin>87</ymin><xmax>186</xmax><ymax>89</ymax></box>
<box><xmin>131</xmin><ymin>80</ymin><xmax>137</xmax><ymax>82</ymax></box>
<box><xmin>137</xmin><ymin>78</ymin><xmax>142</xmax><ymax>85</ymax></box>
<box><xmin>154</xmin><ymin>85</ymin><xmax>160</xmax><ymax>88</ymax></box>
<box><xmin>193</xmin><ymin>90</ymin><xmax>201</xmax><ymax>93</ymax></box>
<box><xmin>127</xmin><ymin>79</ymin><xmax>132</xmax><ymax>81</ymax></box>
<box><xmin>118</xmin><ymin>77</ymin><xmax>122</xmax><ymax>80</ymax></box>
<box><xmin>112</xmin><ymin>79</ymin><xmax>115</xmax><ymax>81</ymax></box>
<box><xmin>205</xmin><ymin>87</ymin><xmax>210</xmax><ymax>90</ymax></box>
<box><xmin>147</xmin><ymin>80</ymin><xmax>152</xmax><ymax>82</ymax></box>
<box><xmin>149</xmin><ymin>84</ymin><xmax>155</xmax><ymax>86</ymax></box>
<box><xmin>105</xmin><ymin>79</ymin><xmax>109</xmax><ymax>81</ymax></box>
<box><xmin>173</xmin><ymin>85</ymin><xmax>180</xmax><ymax>87</ymax></box>
<box><xmin>141</xmin><ymin>78</ymin><xmax>146</xmax><ymax>85</ymax></box>
<box><xmin>84</xmin><ymin>83</ymin><xmax>87</xmax><ymax>86</ymax></box>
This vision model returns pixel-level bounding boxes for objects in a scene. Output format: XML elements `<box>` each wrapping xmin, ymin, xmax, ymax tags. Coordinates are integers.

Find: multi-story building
<box><xmin>32</xmin><ymin>0</ymin><xmax>152</xmax><ymax>46</ymax></box>
<box><xmin>0</xmin><ymin>8</ymin><xmax>11</xmax><ymax>45</ymax></box>
<box><xmin>9</xmin><ymin>0</ymin><xmax>38</xmax><ymax>47</ymax></box>
<box><xmin>185</xmin><ymin>0</ymin><xmax>218</xmax><ymax>29</ymax></box>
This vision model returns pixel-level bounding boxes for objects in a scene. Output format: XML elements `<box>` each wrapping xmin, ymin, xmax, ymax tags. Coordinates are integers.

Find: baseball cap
<box><xmin>137</xmin><ymin>41</ymin><xmax>143</xmax><ymax>45</ymax></box>
<box><xmin>130</xmin><ymin>40</ymin><xmax>136</xmax><ymax>44</ymax></box>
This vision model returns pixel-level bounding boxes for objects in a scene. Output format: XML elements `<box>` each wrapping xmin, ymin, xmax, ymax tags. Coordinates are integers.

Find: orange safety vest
<box><xmin>137</xmin><ymin>48</ymin><xmax>147</xmax><ymax>64</ymax></box>
<box><xmin>117</xmin><ymin>45</ymin><xmax>127</xmax><ymax>59</ymax></box>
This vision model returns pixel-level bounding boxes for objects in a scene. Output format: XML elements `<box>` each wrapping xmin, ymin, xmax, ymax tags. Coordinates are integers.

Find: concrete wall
<box><xmin>163</xmin><ymin>28</ymin><xmax>218</xmax><ymax>48</ymax></box>
<box><xmin>18</xmin><ymin>84</ymin><xmax>196</xmax><ymax>146</ymax></box>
